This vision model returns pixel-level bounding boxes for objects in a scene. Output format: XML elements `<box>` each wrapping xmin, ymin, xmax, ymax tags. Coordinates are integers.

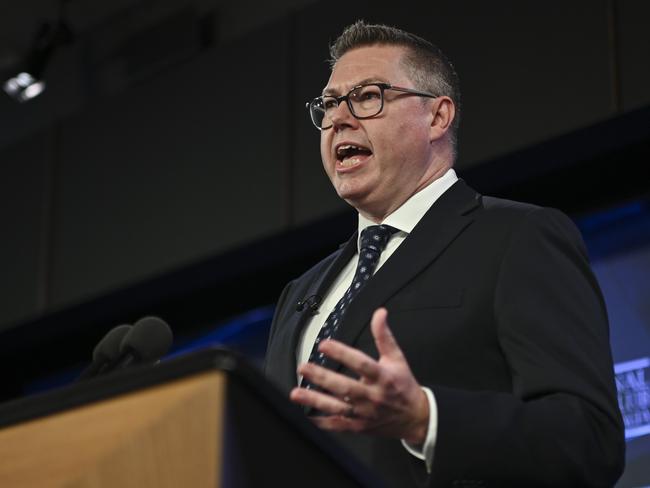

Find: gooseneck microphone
<box><xmin>77</xmin><ymin>324</ymin><xmax>132</xmax><ymax>381</ymax></box>
<box><xmin>106</xmin><ymin>316</ymin><xmax>174</xmax><ymax>372</ymax></box>
<box><xmin>296</xmin><ymin>294</ymin><xmax>322</xmax><ymax>314</ymax></box>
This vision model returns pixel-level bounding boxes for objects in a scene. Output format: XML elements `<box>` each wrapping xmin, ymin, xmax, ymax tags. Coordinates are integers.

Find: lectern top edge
<box><xmin>0</xmin><ymin>347</ymin><xmax>260</xmax><ymax>429</ymax></box>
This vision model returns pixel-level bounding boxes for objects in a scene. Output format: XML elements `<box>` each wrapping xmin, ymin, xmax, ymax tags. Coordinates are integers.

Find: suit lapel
<box><xmin>275</xmin><ymin>233</ymin><xmax>358</xmax><ymax>390</ymax></box>
<box><xmin>334</xmin><ymin>180</ymin><xmax>481</xmax><ymax>358</ymax></box>
<box><xmin>289</xmin><ymin>234</ymin><xmax>358</xmax><ymax>348</ymax></box>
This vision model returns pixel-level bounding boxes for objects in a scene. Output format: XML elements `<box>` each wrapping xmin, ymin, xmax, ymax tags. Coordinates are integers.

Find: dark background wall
<box><xmin>1</xmin><ymin>0</ymin><xmax>649</xmax><ymax>331</ymax></box>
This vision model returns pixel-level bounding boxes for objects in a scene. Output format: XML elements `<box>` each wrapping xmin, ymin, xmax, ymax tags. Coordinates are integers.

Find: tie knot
<box><xmin>359</xmin><ymin>225</ymin><xmax>398</xmax><ymax>254</ymax></box>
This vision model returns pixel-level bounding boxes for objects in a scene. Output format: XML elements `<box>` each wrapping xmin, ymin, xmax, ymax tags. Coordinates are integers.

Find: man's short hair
<box><xmin>329</xmin><ymin>20</ymin><xmax>461</xmax><ymax>156</ymax></box>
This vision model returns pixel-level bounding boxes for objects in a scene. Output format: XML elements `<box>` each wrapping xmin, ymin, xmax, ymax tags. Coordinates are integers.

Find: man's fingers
<box><xmin>317</xmin><ymin>340</ymin><xmax>381</xmax><ymax>381</ymax></box>
<box><xmin>291</xmin><ymin>387</ymin><xmax>370</xmax><ymax>433</ymax></box>
<box><xmin>312</xmin><ymin>415</ymin><xmax>365</xmax><ymax>433</ymax></box>
<box><xmin>298</xmin><ymin>362</ymin><xmax>368</xmax><ymax>400</ymax></box>
<box><xmin>290</xmin><ymin>386</ymin><xmax>350</xmax><ymax>416</ymax></box>
<box><xmin>371</xmin><ymin>307</ymin><xmax>404</xmax><ymax>360</ymax></box>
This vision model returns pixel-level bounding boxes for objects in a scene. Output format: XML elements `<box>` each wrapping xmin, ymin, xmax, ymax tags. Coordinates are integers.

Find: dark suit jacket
<box><xmin>264</xmin><ymin>180</ymin><xmax>625</xmax><ymax>487</ymax></box>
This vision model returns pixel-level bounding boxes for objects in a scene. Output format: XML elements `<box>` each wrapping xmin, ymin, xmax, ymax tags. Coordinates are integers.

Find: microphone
<box><xmin>77</xmin><ymin>324</ymin><xmax>132</xmax><ymax>381</ymax></box>
<box><xmin>107</xmin><ymin>316</ymin><xmax>173</xmax><ymax>372</ymax></box>
<box><xmin>296</xmin><ymin>294</ymin><xmax>322</xmax><ymax>314</ymax></box>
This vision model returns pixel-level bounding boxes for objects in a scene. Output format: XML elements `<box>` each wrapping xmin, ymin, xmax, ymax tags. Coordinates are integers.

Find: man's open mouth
<box><xmin>336</xmin><ymin>144</ymin><xmax>373</xmax><ymax>167</ymax></box>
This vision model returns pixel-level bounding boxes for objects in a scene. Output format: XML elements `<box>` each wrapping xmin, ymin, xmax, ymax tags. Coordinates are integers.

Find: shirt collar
<box><xmin>357</xmin><ymin>168</ymin><xmax>458</xmax><ymax>249</ymax></box>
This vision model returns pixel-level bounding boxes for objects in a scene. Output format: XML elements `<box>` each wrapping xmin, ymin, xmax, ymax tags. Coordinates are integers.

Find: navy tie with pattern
<box><xmin>300</xmin><ymin>224</ymin><xmax>398</xmax><ymax>390</ymax></box>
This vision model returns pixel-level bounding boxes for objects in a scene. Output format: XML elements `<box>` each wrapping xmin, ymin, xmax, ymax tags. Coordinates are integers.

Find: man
<box><xmin>264</xmin><ymin>21</ymin><xmax>624</xmax><ymax>487</ymax></box>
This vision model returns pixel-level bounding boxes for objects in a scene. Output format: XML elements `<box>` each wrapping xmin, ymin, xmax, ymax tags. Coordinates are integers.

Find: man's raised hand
<box><xmin>290</xmin><ymin>307</ymin><xmax>429</xmax><ymax>445</ymax></box>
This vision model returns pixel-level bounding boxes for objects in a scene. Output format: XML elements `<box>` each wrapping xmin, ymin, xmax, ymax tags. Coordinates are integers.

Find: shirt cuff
<box><xmin>401</xmin><ymin>386</ymin><xmax>438</xmax><ymax>473</ymax></box>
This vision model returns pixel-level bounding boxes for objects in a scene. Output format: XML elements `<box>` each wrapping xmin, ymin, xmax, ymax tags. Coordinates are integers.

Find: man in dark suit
<box><xmin>264</xmin><ymin>21</ymin><xmax>624</xmax><ymax>487</ymax></box>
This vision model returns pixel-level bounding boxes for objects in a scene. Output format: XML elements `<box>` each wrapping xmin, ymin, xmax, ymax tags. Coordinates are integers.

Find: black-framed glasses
<box><xmin>306</xmin><ymin>82</ymin><xmax>438</xmax><ymax>130</ymax></box>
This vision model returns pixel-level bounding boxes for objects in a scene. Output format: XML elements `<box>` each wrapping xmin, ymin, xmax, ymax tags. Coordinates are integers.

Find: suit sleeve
<box><xmin>429</xmin><ymin>207</ymin><xmax>625</xmax><ymax>487</ymax></box>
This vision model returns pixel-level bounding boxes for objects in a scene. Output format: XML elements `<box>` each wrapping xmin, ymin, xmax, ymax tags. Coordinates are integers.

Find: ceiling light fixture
<box><xmin>3</xmin><ymin>3</ymin><xmax>73</xmax><ymax>103</ymax></box>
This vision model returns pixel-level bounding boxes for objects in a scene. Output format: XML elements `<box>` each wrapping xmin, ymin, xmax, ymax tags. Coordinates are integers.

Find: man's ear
<box><xmin>430</xmin><ymin>96</ymin><xmax>455</xmax><ymax>142</ymax></box>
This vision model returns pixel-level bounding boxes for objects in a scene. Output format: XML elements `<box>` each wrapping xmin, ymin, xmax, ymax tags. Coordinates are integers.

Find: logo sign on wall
<box><xmin>615</xmin><ymin>357</ymin><xmax>650</xmax><ymax>440</ymax></box>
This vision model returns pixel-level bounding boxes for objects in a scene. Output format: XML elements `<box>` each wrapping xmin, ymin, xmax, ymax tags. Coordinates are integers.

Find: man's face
<box><xmin>320</xmin><ymin>45</ymin><xmax>443</xmax><ymax>221</ymax></box>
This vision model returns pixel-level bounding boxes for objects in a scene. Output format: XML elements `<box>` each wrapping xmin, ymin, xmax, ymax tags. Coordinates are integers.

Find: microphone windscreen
<box><xmin>93</xmin><ymin>324</ymin><xmax>132</xmax><ymax>363</ymax></box>
<box><xmin>120</xmin><ymin>316</ymin><xmax>173</xmax><ymax>361</ymax></box>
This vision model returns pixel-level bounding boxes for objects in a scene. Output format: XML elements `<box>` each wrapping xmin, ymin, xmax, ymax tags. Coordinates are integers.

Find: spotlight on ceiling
<box><xmin>3</xmin><ymin>19</ymin><xmax>73</xmax><ymax>103</ymax></box>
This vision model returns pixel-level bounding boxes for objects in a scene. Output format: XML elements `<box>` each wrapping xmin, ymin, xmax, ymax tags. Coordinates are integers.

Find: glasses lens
<box><xmin>310</xmin><ymin>97</ymin><xmax>337</xmax><ymax>129</ymax></box>
<box><xmin>349</xmin><ymin>85</ymin><xmax>382</xmax><ymax>117</ymax></box>
<box><xmin>308</xmin><ymin>84</ymin><xmax>383</xmax><ymax>130</ymax></box>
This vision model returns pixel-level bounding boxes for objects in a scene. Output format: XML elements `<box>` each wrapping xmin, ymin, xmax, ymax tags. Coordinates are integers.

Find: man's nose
<box><xmin>329</xmin><ymin>101</ymin><xmax>358</xmax><ymax>131</ymax></box>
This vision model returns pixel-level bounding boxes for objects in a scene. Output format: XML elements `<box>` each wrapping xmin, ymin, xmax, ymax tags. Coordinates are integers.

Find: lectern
<box><xmin>0</xmin><ymin>348</ymin><xmax>382</xmax><ymax>487</ymax></box>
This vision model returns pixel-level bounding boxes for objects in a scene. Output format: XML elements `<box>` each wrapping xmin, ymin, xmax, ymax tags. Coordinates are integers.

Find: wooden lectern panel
<box><xmin>0</xmin><ymin>371</ymin><xmax>225</xmax><ymax>488</ymax></box>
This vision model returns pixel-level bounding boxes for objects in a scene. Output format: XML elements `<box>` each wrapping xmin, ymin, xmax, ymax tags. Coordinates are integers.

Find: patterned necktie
<box><xmin>301</xmin><ymin>224</ymin><xmax>398</xmax><ymax>390</ymax></box>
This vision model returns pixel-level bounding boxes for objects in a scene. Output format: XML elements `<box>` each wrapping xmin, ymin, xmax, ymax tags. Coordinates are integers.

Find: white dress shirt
<box><xmin>296</xmin><ymin>168</ymin><xmax>459</xmax><ymax>472</ymax></box>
